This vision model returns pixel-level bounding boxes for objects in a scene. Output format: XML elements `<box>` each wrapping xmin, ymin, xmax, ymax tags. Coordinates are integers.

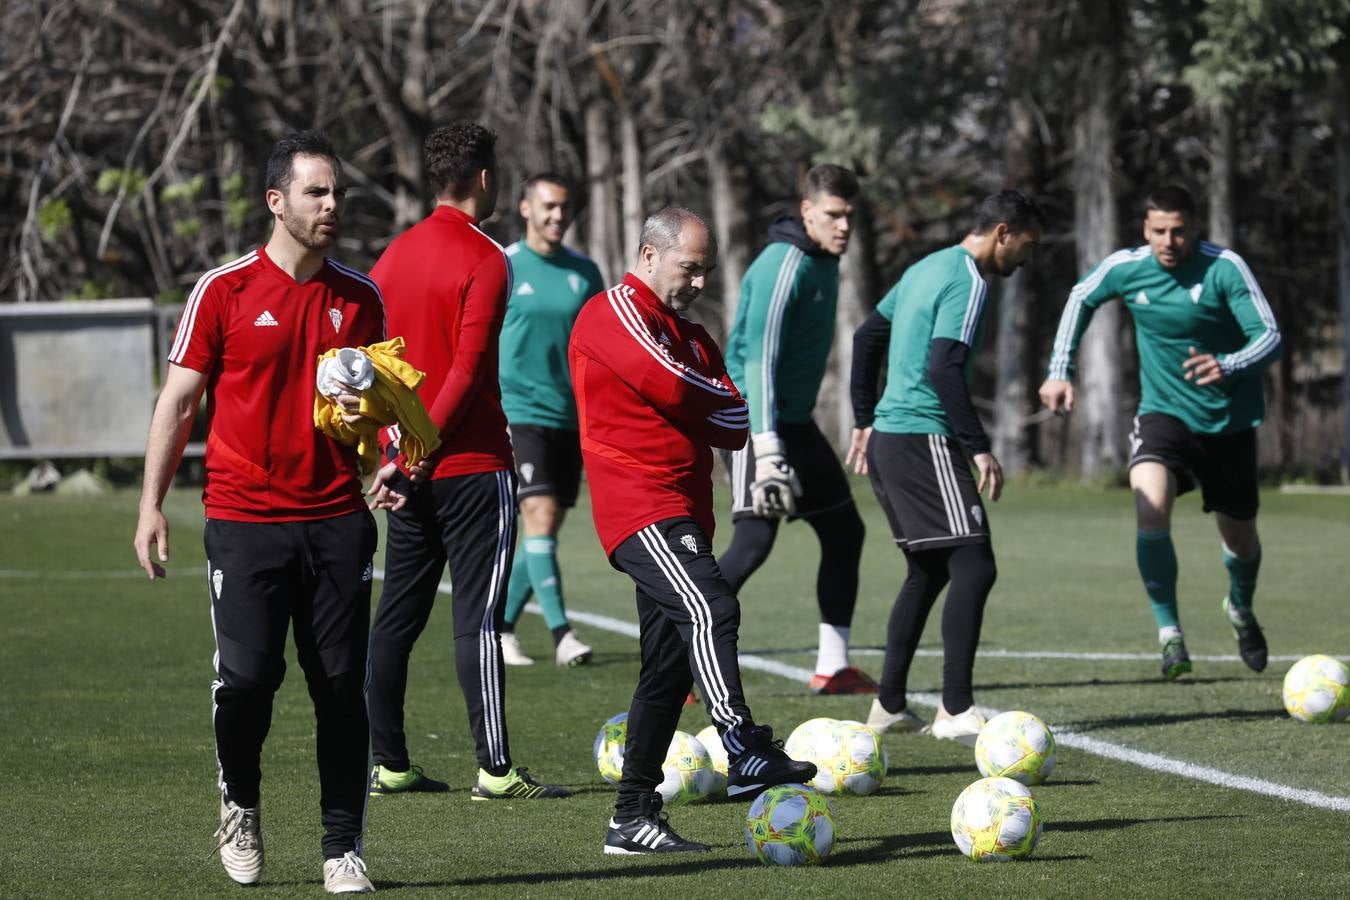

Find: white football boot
<box><xmin>499</xmin><ymin>631</ymin><xmax>535</xmax><ymax>666</ymax></box>
<box><xmin>323</xmin><ymin>851</ymin><xmax>375</xmax><ymax>893</ymax></box>
<box><xmin>214</xmin><ymin>794</ymin><xmax>263</xmax><ymax>885</ymax></box>
<box><xmin>865</xmin><ymin>699</ymin><xmax>927</xmax><ymax>734</ymax></box>
<box><xmin>555</xmin><ymin>630</ymin><xmax>593</xmax><ymax>667</ymax></box>
<box><xmin>923</xmin><ymin>703</ymin><xmax>987</xmax><ymax>747</ymax></box>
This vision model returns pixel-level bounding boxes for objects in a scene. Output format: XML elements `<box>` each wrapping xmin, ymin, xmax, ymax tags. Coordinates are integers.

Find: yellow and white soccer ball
<box><xmin>975</xmin><ymin>710</ymin><xmax>1057</xmax><ymax>785</ymax></box>
<box><xmin>745</xmin><ymin>783</ymin><xmax>837</xmax><ymax>866</ymax></box>
<box><xmin>694</xmin><ymin>724</ymin><xmax>728</xmax><ymax>797</ymax></box>
<box><xmin>950</xmin><ymin>776</ymin><xmax>1043</xmax><ymax>862</ymax></box>
<box><xmin>657</xmin><ymin>730</ymin><xmax>717</xmax><ymax>807</ymax></box>
<box><xmin>593</xmin><ymin>711</ymin><xmax>627</xmax><ymax>784</ymax></box>
<box><xmin>1282</xmin><ymin>655</ymin><xmax>1350</xmax><ymax>723</ymax></box>
<box><xmin>785</xmin><ymin>718</ymin><xmax>886</xmax><ymax>796</ymax></box>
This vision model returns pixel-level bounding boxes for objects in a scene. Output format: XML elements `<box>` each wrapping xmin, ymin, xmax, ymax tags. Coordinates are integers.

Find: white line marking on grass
<box><xmin>387</xmin><ymin>570</ymin><xmax>1350</xmax><ymax>814</ymax></box>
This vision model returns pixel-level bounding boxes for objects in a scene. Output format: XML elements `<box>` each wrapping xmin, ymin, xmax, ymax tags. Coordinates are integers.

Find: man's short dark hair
<box><xmin>425</xmin><ymin>122</ymin><xmax>498</xmax><ymax>198</ymax></box>
<box><xmin>265</xmin><ymin>131</ymin><xmax>338</xmax><ymax>193</ymax></box>
<box><xmin>971</xmin><ymin>189</ymin><xmax>1047</xmax><ymax>235</ymax></box>
<box><xmin>1144</xmin><ymin>185</ymin><xmax>1196</xmax><ymax>218</ymax></box>
<box><xmin>522</xmin><ymin>171</ymin><xmax>572</xmax><ymax>200</ymax></box>
<box><xmin>803</xmin><ymin>163</ymin><xmax>859</xmax><ymax>201</ymax></box>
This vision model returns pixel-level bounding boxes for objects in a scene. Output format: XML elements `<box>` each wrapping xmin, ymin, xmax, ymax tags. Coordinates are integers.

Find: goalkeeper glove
<box><xmin>749</xmin><ymin>432</ymin><xmax>801</xmax><ymax>518</ymax></box>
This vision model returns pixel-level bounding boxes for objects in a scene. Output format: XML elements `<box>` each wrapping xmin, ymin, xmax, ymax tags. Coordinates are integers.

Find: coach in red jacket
<box><xmin>570</xmin><ymin>207</ymin><xmax>816</xmax><ymax>855</ymax></box>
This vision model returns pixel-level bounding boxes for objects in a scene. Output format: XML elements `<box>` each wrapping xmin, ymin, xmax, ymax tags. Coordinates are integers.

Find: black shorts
<box><xmin>204</xmin><ymin>510</ymin><xmax>378</xmax><ymax>687</ymax></box>
<box><xmin>725</xmin><ymin>421</ymin><xmax>854</xmax><ymax>521</ymax></box>
<box><xmin>508</xmin><ymin>423</ymin><xmax>582</xmax><ymax>507</ymax></box>
<box><xmin>865</xmin><ymin>430</ymin><xmax>990</xmax><ymax>550</ymax></box>
<box><xmin>1128</xmin><ymin>413</ymin><xmax>1259</xmax><ymax>519</ymax></box>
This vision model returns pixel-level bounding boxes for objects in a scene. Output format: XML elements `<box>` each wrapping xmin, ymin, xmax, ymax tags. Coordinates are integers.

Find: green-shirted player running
<box><xmin>850</xmin><ymin>190</ymin><xmax>1045</xmax><ymax>744</ymax></box>
<box><xmin>499</xmin><ymin>173</ymin><xmax>606</xmax><ymax>667</ymax></box>
<box><xmin>720</xmin><ymin>164</ymin><xmax>875</xmax><ymax>695</ymax></box>
<box><xmin>1040</xmin><ymin>185</ymin><xmax>1282</xmax><ymax>680</ymax></box>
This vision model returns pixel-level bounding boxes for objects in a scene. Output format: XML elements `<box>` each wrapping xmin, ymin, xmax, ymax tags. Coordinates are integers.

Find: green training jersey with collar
<box><xmin>873</xmin><ymin>245</ymin><xmax>989</xmax><ymax>437</ymax></box>
<box><xmin>1046</xmin><ymin>240</ymin><xmax>1281</xmax><ymax>435</ymax></box>
<box><xmin>725</xmin><ymin>219</ymin><xmax>840</xmax><ymax>434</ymax></box>
<box><xmin>499</xmin><ymin>240</ymin><xmax>605</xmax><ymax>429</ymax></box>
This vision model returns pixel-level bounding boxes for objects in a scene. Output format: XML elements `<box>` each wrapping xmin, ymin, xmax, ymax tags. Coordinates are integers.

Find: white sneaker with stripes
<box><xmin>603</xmin><ymin>814</ymin><xmax>710</xmax><ymax>855</ymax></box>
<box><xmin>499</xmin><ymin>631</ymin><xmax>534</xmax><ymax>666</ymax></box>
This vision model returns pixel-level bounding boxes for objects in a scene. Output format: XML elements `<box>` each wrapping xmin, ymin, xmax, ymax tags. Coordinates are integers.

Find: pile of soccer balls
<box><xmin>593</xmin><ymin>713</ymin><xmax>723</xmax><ymax>807</ymax></box>
<box><xmin>947</xmin><ymin>710</ymin><xmax>1056</xmax><ymax>862</ymax></box>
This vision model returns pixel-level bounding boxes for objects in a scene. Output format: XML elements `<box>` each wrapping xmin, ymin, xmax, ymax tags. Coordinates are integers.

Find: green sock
<box><xmin>504</xmin><ymin>546</ymin><xmax>532</xmax><ymax>628</ymax></box>
<box><xmin>1137</xmin><ymin>528</ymin><xmax>1180</xmax><ymax>630</ymax></box>
<box><xmin>524</xmin><ymin>536</ymin><xmax>568</xmax><ymax>631</ymax></box>
<box><xmin>1223</xmin><ymin>542</ymin><xmax>1261</xmax><ymax>612</ymax></box>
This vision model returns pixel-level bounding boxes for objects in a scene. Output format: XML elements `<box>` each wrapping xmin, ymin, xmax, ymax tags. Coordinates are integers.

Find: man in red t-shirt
<box><xmin>363</xmin><ymin>122</ymin><xmax>566</xmax><ymax>802</ymax></box>
<box><xmin>133</xmin><ymin>132</ymin><xmax>380</xmax><ymax>892</ymax></box>
<box><xmin>570</xmin><ymin>207</ymin><xmax>816</xmax><ymax>855</ymax></box>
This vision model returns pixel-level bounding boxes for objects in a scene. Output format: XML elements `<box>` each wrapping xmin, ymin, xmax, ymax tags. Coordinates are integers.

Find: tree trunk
<box><xmin>1208</xmin><ymin>101</ymin><xmax>1236</xmax><ymax>247</ymax></box>
<box><xmin>1073</xmin><ymin>28</ymin><xmax>1125</xmax><ymax>479</ymax></box>
<box><xmin>707</xmin><ymin>141</ymin><xmax>751</xmax><ymax>346</ymax></box>
<box><xmin>584</xmin><ymin>98</ymin><xmax>621</xmax><ymax>282</ymax></box>
<box><xmin>1336</xmin><ymin>65</ymin><xmax>1350</xmax><ymax>483</ymax></box>
<box><xmin>993</xmin><ymin>12</ymin><xmax>1044</xmax><ymax>475</ymax></box>
<box><xmin>994</xmin><ymin>269</ymin><xmax>1032</xmax><ymax>474</ymax></box>
<box><xmin>620</xmin><ymin>105</ymin><xmax>644</xmax><ymax>267</ymax></box>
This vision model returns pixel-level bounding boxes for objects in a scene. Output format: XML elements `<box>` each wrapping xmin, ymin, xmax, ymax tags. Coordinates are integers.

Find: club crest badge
<box><xmin>329</xmin><ymin>308</ymin><xmax>343</xmax><ymax>332</ymax></box>
<box><xmin>1189</xmin><ymin>284</ymin><xmax>1203</xmax><ymax>304</ymax></box>
<box><xmin>971</xmin><ymin>505</ymin><xmax>984</xmax><ymax>527</ymax></box>
<box><xmin>212</xmin><ymin>568</ymin><xmax>223</xmax><ymax>599</ymax></box>
<box><xmin>520</xmin><ymin>462</ymin><xmax>535</xmax><ymax>483</ymax></box>
<box><xmin>680</xmin><ymin>534</ymin><xmax>698</xmax><ymax>554</ymax></box>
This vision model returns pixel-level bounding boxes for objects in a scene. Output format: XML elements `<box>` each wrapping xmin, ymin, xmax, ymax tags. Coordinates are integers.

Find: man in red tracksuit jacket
<box><xmin>570</xmin><ymin>206</ymin><xmax>816</xmax><ymax>855</ymax></box>
<box><xmin>364</xmin><ymin>122</ymin><xmax>567</xmax><ymax>803</ymax></box>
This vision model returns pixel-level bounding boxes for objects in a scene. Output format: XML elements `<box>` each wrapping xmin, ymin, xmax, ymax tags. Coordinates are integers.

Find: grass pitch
<box><xmin>2</xmin><ymin>479</ymin><xmax>1349</xmax><ymax>897</ymax></box>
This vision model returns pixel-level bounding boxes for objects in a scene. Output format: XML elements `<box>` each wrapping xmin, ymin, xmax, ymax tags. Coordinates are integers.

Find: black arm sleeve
<box><xmin>928</xmin><ymin>337</ymin><xmax>991</xmax><ymax>455</ymax></box>
<box><xmin>850</xmin><ymin>310</ymin><xmax>892</xmax><ymax>428</ymax></box>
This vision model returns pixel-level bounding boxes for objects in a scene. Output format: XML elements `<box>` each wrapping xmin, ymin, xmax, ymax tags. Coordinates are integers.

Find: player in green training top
<box><xmin>721</xmin><ymin>163</ymin><xmax>874</xmax><ymax>696</ymax></box>
<box><xmin>499</xmin><ymin>173</ymin><xmax>606</xmax><ymax>667</ymax></box>
<box><xmin>1040</xmin><ymin>185</ymin><xmax>1281</xmax><ymax>680</ymax></box>
<box><xmin>849</xmin><ymin>190</ymin><xmax>1045</xmax><ymax>744</ymax></box>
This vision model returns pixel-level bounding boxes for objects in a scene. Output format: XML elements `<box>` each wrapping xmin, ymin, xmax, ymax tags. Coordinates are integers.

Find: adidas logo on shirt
<box><xmin>517</xmin><ymin>282</ymin><xmax>535</xmax><ymax>296</ymax></box>
<box><xmin>254</xmin><ymin>310</ymin><xmax>279</xmax><ymax>326</ymax></box>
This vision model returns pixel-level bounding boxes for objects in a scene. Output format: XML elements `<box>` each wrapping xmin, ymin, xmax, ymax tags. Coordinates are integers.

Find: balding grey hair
<box><xmin>638</xmin><ymin>206</ymin><xmax>714</xmax><ymax>255</ymax></box>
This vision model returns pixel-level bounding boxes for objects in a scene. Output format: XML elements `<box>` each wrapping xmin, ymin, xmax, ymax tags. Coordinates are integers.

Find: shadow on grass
<box><xmin>1052</xmin><ymin>813</ymin><xmax>1239</xmax><ymax>833</ymax></box>
<box><xmin>980</xmin><ymin>675</ymin><xmax>1251</xmax><ymax>690</ymax></box>
<box><xmin>1060</xmin><ymin>706</ymin><xmax>1285</xmax><ymax>732</ymax></box>
<box><xmin>887</xmin><ymin>763</ymin><xmax>973</xmax><ymax>777</ymax></box>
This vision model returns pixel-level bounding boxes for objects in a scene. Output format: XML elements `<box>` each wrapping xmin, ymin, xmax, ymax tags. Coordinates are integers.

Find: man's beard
<box><xmin>285</xmin><ymin>211</ymin><xmax>338</xmax><ymax>250</ymax></box>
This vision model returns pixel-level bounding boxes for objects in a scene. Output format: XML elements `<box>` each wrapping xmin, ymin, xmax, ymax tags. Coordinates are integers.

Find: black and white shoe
<box><xmin>725</xmin><ymin>724</ymin><xmax>817</xmax><ymax>798</ymax></box>
<box><xmin>603</xmin><ymin>814</ymin><xmax>710</xmax><ymax>855</ymax></box>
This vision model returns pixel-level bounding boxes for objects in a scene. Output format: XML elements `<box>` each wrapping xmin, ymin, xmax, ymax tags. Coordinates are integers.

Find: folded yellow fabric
<box><xmin>314</xmin><ymin>337</ymin><xmax>441</xmax><ymax>474</ymax></box>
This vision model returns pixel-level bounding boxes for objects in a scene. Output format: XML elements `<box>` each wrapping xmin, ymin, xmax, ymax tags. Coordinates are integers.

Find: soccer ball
<box><xmin>975</xmin><ymin>710</ymin><xmax>1057</xmax><ymax>785</ymax></box>
<box><xmin>593</xmin><ymin>711</ymin><xmax>628</xmax><ymax>783</ymax></box>
<box><xmin>950</xmin><ymin>776</ymin><xmax>1043</xmax><ymax>862</ymax></box>
<box><xmin>786</xmin><ymin>718</ymin><xmax>887</xmax><ymax>796</ymax></box>
<box><xmin>1282</xmin><ymin>655</ymin><xmax>1350</xmax><ymax>724</ymax></box>
<box><xmin>694</xmin><ymin>724</ymin><xmax>728</xmax><ymax>797</ymax></box>
<box><xmin>745</xmin><ymin>783</ymin><xmax>837</xmax><ymax>866</ymax></box>
<box><xmin>657</xmin><ymin>730</ymin><xmax>718</xmax><ymax>807</ymax></box>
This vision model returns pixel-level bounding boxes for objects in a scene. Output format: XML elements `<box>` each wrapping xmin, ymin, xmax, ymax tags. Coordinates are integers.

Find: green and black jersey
<box><xmin>1047</xmin><ymin>241</ymin><xmax>1281</xmax><ymax>435</ymax></box>
<box><xmin>725</xmin><ymin>217</ymin><xmax>839</xmax><ymax>435</ymax></box>
<box><xmin>872</xmin><ymin>245</ymin><xmax>989</xmax><ymax>437</ymax></box>
<box><xmin>499</xmin><ymin>240</ymin><xmax>605</xmax><ymax>430</ymax></box>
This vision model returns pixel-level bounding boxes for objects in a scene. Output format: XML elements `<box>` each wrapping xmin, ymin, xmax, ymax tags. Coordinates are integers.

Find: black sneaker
<box><xmin>1224</xmin><ymin>597</ymin><xmax>1268</xmax><ymax>672</ymax></box>
<box><xmin>603</xmin><ymin>813</ymin><xmax>710</xmax><ymax>855</ymax></box>
<box><xmin>725</xmin><ymin>724</ymin><xmax>817</xmax><ymax>798</ymax></box>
